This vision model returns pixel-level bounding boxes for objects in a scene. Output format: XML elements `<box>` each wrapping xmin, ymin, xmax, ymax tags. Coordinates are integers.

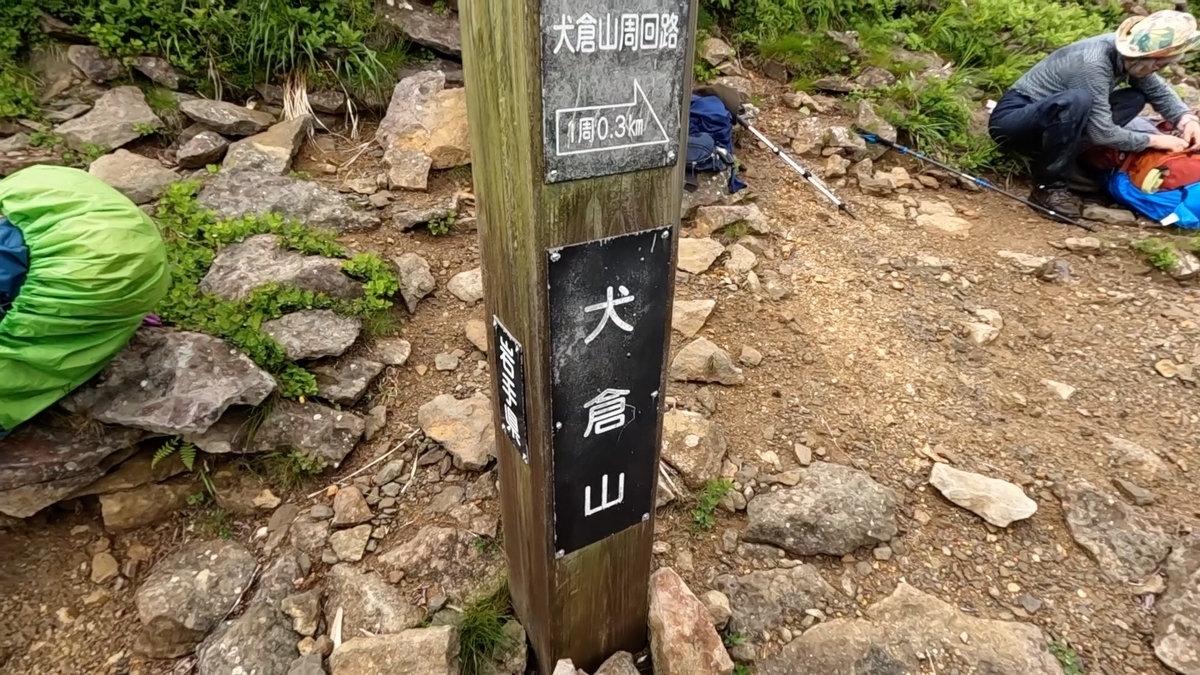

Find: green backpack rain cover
<box><xmin>0</xmin><ymin>165</ymin><xmax>168</xmax><ymax>433</ymax></box>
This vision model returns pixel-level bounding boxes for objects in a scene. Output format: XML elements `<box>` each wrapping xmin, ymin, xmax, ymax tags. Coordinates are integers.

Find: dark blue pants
<box><xmin>989</xmin><ymin>88</ymin><xmax>1147</xmax><ymax>185</ymax></box>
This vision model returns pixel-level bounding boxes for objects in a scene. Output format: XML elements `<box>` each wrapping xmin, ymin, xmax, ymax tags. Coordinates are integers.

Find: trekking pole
<box><xmin>736</xmin><ymin>115</ymin><xmax>857</xmax><ymax>219</ymax></box>
<box><xmin>855</xmin><ymin>129</ymin><xmax>1097</xmax><ymax>232</ymax></box>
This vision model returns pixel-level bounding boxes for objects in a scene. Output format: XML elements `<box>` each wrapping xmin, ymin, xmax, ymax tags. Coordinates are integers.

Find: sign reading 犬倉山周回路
<box><xmin>540</xmin><ymin>1</ymin><xmax>692</xmax><ymax>183</ymax></box>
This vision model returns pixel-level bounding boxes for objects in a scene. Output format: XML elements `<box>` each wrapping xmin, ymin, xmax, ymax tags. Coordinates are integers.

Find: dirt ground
<box><xmin>1</xmin><ymin>83</ymin><xmax>1198</xmax><ymax>675</ymax></box>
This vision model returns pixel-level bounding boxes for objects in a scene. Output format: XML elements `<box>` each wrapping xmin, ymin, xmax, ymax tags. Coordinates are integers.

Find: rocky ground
<box><xmin>2</xmin><ymin>25</ymin><xmax>1200</xmax><ymax>675</ymax></box>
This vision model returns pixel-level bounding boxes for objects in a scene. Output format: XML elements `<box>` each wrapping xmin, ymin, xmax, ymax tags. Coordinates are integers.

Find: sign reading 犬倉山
<box><xmin>540</xmin><ymin>0</ymin><xmax>691</xmax><ymax>183</ymax></box>
<box><xmin>547</xmin><ymin>225</ymin><xmax>673</xmax><ymax>557</ymax></box>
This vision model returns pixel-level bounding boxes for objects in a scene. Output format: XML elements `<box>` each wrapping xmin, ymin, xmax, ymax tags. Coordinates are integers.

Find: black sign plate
<box><xmin>493</xmin><ymin>317</ymin><xmax>530</xmax><ymax>463</ymax></box>
<box><xmin>548</xmin><ymin>225</ymin><xmax>673</xmax><ymax>556</ymax></box>
<box><xmin>540</xmin><ymin>0</ymin><xmax>691</xmax><ymax>183</ymax></box>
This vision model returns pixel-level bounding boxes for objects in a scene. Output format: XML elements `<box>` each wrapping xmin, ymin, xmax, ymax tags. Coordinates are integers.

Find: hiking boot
<box><xmin>1029</xmin><ymin>183</ymin><xmax>1082</xmax><ymax>220</ymax></box>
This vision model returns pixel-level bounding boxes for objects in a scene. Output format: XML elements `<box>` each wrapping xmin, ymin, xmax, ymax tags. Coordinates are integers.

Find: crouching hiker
<box><xmin>989</xmin><ymin>10</ymin><xmax>1200</xmax><ymax>219</ymax></box>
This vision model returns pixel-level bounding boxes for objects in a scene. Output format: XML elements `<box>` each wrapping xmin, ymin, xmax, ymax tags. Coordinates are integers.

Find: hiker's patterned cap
<box><xmin>1117</xmin><ymin>10</ymin><xmax>1200</xmax><ymax>59</ymax></box>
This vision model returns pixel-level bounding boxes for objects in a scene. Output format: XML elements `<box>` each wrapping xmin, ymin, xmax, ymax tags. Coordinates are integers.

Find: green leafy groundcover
<box><xmin>154</xmin><ymin>180</ymin><xmax>399</xmax><ymax>399</ymax></box>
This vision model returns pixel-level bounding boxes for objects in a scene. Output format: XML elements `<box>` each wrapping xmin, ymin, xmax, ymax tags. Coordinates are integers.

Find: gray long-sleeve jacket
<box><xmin>1011</xmin><ymin>33</ymin><xmax>1190</xmax><ymax>152</ymax></box>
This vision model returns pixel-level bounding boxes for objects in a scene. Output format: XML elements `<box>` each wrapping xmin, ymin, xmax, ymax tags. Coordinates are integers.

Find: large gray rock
<box><xmin>56</xmin><ymin>86</ymin><xmax>163</xmax><ymax>151</ymax></box>
<box><xmin>373</xmin><ymin>338</ymin><xmax>412</xmax><ymax>366</ymax></box>
<box><xmin>134</xmin><ymin>540</ymin><xmax>258</xmax><ymax>658</ymax></box>
<box><xmin>379</xmin><ymin>526</ymin><xmax>494</xmax><ymax>600</ymax></box>
<box><xmin>670</xmin><ymin>338</ymin><xmax>744</xmax><ymax>385</ymax></box>
<box><xmin>67</xmin><ymin>45</ymin><xmax>122</xmax><ymax>82</ymax></box>
<box><xmin>595</xmin><ymin>651</ymin><xmax>639</xmax><ymax>675</ymax></box>
<box><xmin>63</xmin><ymin>328</ymin><xmax>275</xmax><ymax>436</ymax></box>
<box><xmin>0</xmin><ymin>422</ymin><xmax>144</xmax><ymax>519</ymax></box>
<box><xmin>324</xmin><ymin>564</ymin><xmax>424</xmax><ymax>638</ymax></box>
<box><xmin>375</xmin><ymin>1</ymin><xmax>462</xmax><ymax>56</ymax></box>
<box><xmin>200</xmin><ymin>235</ymin><xmax>363</xmax><ymax>302</ymax></box>
<box><xmin>418</xmin><ymin>394</ymin><xmax>496</xmax><ymax>470</ymax></box>
<box><xmin>852</xmin><ymin>99</ymin><xmax>895</xmax><ymax>160</ymax></box>
<box><xmin>314</xmin><ymin>358</ymin><xmax>385</xmax><ymax>405</ymax></box>
<box><xmin>134</xmin><ymin>56</ymin><xmax>180</xmax><ymax>89</ymax></box>
<box><xmin>744</xmin><ymin>463</ymin><xmax>898</xmax><ymax>556</ymax></box>
<box><xmin>88</xmin><ymin>149</ymin><xmax>178</xmax><ymax>204</ymax></box>
<box><xmin>447</xmin><ymin>267</ymin><xmax>483</xmax><ymax>304</ymax></box>
<box><xmin>394</xmin><ymin>252</ymin><xmax>437</xmax><ymax>313</ymax></box>
<box><xmin>692</xmin><ymin>204</ymin><xmax>769</xmax><ymax>237</ymax></box>
<box><xmin>661</xmin><ymin>410</ymin><xmax>727</xmax><ymax>489</ymax></box>
<box><xmin>648</xmin><ymin>568</ymin><xmax>734</xmax><ymax>675</ymax></box>
<box><xmin>1156</xmin><ymin>534</ymin><xmax>1200</xmax><ymax>675</ymax></box>
<box><xmin>1106</xmin><ymin>434</ymin><xmax>1171</xmax><ymax>484</ymax></box>
<box><xmin>672</xmin><ymin>299</ymin><xmax>715</xmax><ymax>338</ymax></box>
<box><xmin>198</xmin><ymin>171</ymin><xmax>381</xmax><ymax>232</ymax></box>
<box><xmin>288</xmin><ymin>655</ymin><xmax>325</xmax><ymax>675</ymax></box>
<box><xmin>184</xmin><ymin>409</ymin><xmax>252</xmax><ymax>454</ymax></box>
<box><xmin>0</xmin><ymin>421</ymin><xmax>143</xmax><ymax>494</ymax></box>
<box><xmin>678</xmin><ymin>238</ymin><xmax>726</xmax><ymax>274</ymax></box>
<box><xmin>71</xmin><ymin>447</ymin><xmax>189</xmax><ymax>497</ymax></box>
<box><xmin>376</xmin><ymin>71</ymin><xmax>470</xmax><ymax>190</ymax></box>
<box><xmin>263</xmin><ymin>310</ymin><xmax>362</xmax><ymax>360</ymax></box>
<box><xmin>197</xmin><ymin>551</ymin><xmax>302</xmax><ymax>675</ymax></box>
<box><xmin>1058</xmin><ymin>478</ymin><xmax>1172</xmax><ymax>582</ymax></box>
<box><xmin>929</xmin><ymin>463</ymin><xmax>1037</xmax><ymax>527</ymax></box>
<box><xmin>223</xmin><ymin>116</ymin><xmax>311</xmax><ymax>175</ymax></box>
<box><xmin>251</xmin><ymin>401</ymin><xmax>365</xmax><ymax>469</ymax></box>
<box><xmin>329</xmin><ymin>626</ymin><xmax>459</xmax><ymax>675</ymax></box>
<box><xmin>389</xmin><ymin>204</ymin><xmax>456</xmax><ymax>231</ymax></box>
<box><xmin>759</xmin><ymin>583</ymin><xmax>1065</xmax><ymax>675</ymax></box>
<box><xmin>177</xmin><ymin>131</ymin><xmax>230</xmax><ymax>169</ymax></box>
<box><xmin>330</xmin><ymin>524</ymin><xmax>372</xmax><ymax>562</ymax></box>
<box><xmin>714</xmin><ymin>564</ymin><xmax>843</xmax><ymax>636</ymax></box>
<box><xmin>100</xmin><ymin>481</ymin><xmax>195</xmax><ymax>531</ymax></box>
<box><xmin>180</xmin><ymin>99</ymin><xmax>276</xmax><ymax>136</ymax></box>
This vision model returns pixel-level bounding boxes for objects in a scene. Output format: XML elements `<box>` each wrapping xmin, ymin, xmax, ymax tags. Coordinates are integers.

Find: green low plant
<box><xmin>1049</xmin><ymin>639</ymin><xmax>1084</xmax><ymax>675</ymax></box>
<box><xmin>248</xmin><ymin>449</ymin><xmax>326</xmax><ymax>491</ymax></box>
<box><xmin>717</xmin><ymin>221</ymin><xmax>751</xmax><ymax>244</ymax></box>
<box><xmin>426</xmin><ymin>212</ymin><xmax>456</xmax><ymax>237</ymax></box>
<box><xmin>723</xmin><ymin>629</ymin><xmax>747</xmax><ymax>648</ymax></box>
<box><xmin>194</xmin><ymin>506</ymin><xmax>234</xmax><ymax>539</ymax></box>
<box><xmin>153</xmin><ymin>181</ymin><xmax>400</xmax><ymax>399</ymax></box>
<box><xmin>459</xmin><ymin>583</ymin><xmax>516</xmax><ymax>675</ymax></box>
<box><xmin>133</xmin><ymin>121</ymin><xmax>162</xmax><ymax>136</ymax></box>
<box><xmin>734</xmin><ymin>664</ymin><xmax>753</xmax><ymax>675</ymax></box>
<box><xmin>1132</xmin><ymin>237</ymin><xmax>1181</xmax><ymax>272</ymax></box>
<box><xmin>692</xmin><ymin>478</ymin><xmax>734</xmax><ymax>531</ymax></box>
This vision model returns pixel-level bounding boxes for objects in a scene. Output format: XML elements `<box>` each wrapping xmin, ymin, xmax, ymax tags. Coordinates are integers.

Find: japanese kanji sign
<box><xmin>547</xmin><ymin>225</ymin><xmax>674</xmax><ymax>556</ymax></box>
<box><xmin>540</xmin><ymin>0</ymin><xmax>691</xmax><ymax>183</ymax></box>
<box><xmin>493</xmin><ymin>317</ymin><xmax>529</xmax><ymax>463</ymax></box>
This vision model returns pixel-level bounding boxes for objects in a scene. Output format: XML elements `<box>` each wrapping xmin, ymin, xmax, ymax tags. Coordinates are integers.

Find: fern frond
<box><xmin>152</xmin><ymin>439</ymin><xmax>179</xmax><ymax>468</ymax></box>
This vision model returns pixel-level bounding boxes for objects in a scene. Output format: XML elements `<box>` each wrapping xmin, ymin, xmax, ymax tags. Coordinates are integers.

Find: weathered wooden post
<box><xmin>460</xmin><ymin>0</ymin><xmax>698</xmax><ymax>671</ymax></box>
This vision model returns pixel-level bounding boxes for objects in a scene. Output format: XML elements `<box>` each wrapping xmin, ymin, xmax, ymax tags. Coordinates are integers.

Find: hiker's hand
<box><xmin>1181</xmin><ymin>118</ymin><xmax>1200</xmax><ymax>150</ymax></box>
<box><xmin>1148</xmin><ymin>133</ymin><xmax>1189</xmax><ymax>153</ymax></box>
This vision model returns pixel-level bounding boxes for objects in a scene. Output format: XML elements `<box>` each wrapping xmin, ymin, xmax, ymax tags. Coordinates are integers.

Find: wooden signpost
<box><xmin>460</xmin><ymin>0</ymin><xmax>698</xmax><ymax>671</ymax></box>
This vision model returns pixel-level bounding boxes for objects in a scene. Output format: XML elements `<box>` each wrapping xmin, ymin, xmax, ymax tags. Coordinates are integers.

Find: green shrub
<box><xmin>154</xmin><ymin>181</ymin><xmax>400</xmax><ymax>399</ymax></box>
<box><xmin>1132</xmin><ymin>237</ymin><xmax>1182</xmax><ymax>271</ymax></box>
<box><xmin>0</xmin><ymin>0</ymin><xmax>406</xmax><ymax>118</ymax></box>
<box><xmin>692</xmin><ymin>478</ymin><xmax>734</xmax><ymax>531</ymax></box>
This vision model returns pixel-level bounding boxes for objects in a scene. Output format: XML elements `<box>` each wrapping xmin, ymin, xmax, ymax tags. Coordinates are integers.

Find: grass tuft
<box><xmin>459</xmin><ymin>582</ymin><xmax>517</xmax><ymax>675</ymax></box>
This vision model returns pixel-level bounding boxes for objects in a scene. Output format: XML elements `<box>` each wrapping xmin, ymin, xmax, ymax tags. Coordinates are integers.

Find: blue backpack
<box><xmin>686</xmin><ymin>94</ymin><xmax>747</xmax><ymax>193</ymax></box>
